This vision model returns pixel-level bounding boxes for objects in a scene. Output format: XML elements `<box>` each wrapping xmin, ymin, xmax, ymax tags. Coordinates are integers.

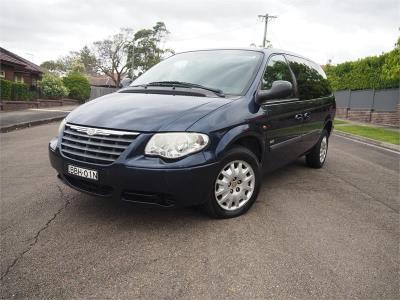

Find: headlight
<box><xmin>145</xmin><ymin>132</ymin><xmax>209</xmax><ymax>159</ymax></box>
<box><xmin>58</xmin><ymin>118</ymin><xmax>67</xmax><ymax>136</ymax></box>
<box><xmin>50</xmin><ymin>119</ymin><xmax>66</xmax><ymax>151</ymax></box>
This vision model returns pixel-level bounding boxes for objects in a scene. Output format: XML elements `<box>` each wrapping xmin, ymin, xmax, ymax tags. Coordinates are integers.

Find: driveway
<box><xmin>0</xmin><ymin>123</ymin><xmax>398</xmax><ymax>299</ymax></box>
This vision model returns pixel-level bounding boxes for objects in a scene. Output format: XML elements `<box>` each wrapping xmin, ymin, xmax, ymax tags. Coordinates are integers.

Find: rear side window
<box><xmin>286</xmin><ymin>55</ymin><xmax>332</xmax><ymax>100</ymax></box>
<box><xmin>262</xmin><ymin>55</ymin><xmax>294</xmax><ymax>98</ymax></box>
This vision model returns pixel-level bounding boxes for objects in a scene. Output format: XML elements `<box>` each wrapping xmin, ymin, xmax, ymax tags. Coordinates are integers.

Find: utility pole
<box><xmin>258</xmin><ymin>13</ymin><xmax>277</xmax><ymax>47</ymax></box>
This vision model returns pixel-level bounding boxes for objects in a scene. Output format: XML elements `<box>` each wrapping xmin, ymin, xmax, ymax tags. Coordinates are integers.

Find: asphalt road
<box><xmin>0</xmin><ymin>123</ymin><xmax>399</xmax><ymax>299</ymax></box>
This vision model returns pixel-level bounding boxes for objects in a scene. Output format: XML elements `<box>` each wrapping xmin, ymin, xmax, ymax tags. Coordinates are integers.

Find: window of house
<box><xmin>0</xmin><ymin>71</ymin><xmax>5</xmax><ymax>78</ymax></box>
<box><xmin>14</xmin><ymin>74</ymin><xmax>24</xmax><ymax>83</ymax></box>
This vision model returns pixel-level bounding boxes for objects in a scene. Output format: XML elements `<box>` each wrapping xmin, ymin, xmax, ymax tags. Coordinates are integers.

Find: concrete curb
<box><xmin>334</xmin><ymin>130</ymin><xmax>400</xmax><ymax>153</ymax></box>
<box><xmin>0</xmin><ymin>116</ymin><xmax>65</xmax><ymax>133</ymax></box>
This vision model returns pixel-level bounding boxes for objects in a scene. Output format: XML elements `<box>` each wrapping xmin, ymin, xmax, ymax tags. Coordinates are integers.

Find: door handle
<box><xmin>294</xmin><ymin>114</ymin><xmax>303</xmax><ymax>120</ymax></box>
<box><xmin>303</xmin><ymin>112</ymin><xmax>311</xmax><ymax>119</ymax></box>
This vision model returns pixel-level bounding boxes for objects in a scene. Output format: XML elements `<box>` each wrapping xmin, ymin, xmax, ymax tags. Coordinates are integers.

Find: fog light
<box><xmin>49</xmin><ymin>137</ymin><xmax>58</xmax><ymax>151</ymax></box>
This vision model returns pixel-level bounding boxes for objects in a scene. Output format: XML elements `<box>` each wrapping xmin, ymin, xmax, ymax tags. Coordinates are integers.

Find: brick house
<box><xmin>0</xmin><ymin>47</ymin><xmax>43</xmax><ymax>87</ymax></box>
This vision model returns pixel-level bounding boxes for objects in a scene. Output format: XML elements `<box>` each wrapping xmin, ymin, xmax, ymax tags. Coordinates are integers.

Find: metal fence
<box><xmin>89</xmin><ymin>87</ymin><xmax>117</xmax><ymax>100</ymax></box>
<box><xmin>334</xmin><ymin>88</ymin><xmax>399</xmax><ymax>112</ymax></box>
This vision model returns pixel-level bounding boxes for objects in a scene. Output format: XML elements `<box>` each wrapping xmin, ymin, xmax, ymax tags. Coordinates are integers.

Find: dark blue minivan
<box><xmin>49</xmin><ymin>48</ymin><xmax>335</xmax><ymax>218</ymax></box>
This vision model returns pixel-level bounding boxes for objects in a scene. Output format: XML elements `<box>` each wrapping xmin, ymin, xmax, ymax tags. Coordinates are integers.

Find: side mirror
<box><xmin>120</xmin><ymin>77</ymin><xmax>133</xmax><ymax>88</ymax></box>
<box><xmin>255</xmin><ymin>80</ymin><xmax>293</xmax><ymax>104</ymax></box>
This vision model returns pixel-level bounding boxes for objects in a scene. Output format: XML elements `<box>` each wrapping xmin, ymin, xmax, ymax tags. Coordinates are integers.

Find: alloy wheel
<box><xmin>214</xmin><ymin>160</ymin><xmax>255</xmax><ymax>211</ymax></box>
<box><xmin>319</xmin><ymin>136</ymin><xmax>328</xmax><ymax>163</ymax></box>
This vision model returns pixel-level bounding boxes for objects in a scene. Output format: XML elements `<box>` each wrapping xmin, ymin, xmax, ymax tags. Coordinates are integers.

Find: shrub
<box><xmin>12</xmin><ymin>82</ymin><xmax>29</xmax><ymax>100</ymax></box>
<box><xmin>63</xmin><ymin>71</ymin><xmax>90</xmax><ymax>102</ymax></box>
<box><xmin>28</xmin><ymin>90</ymin><xmax>39</xmax><ymax>100</ymax></box>
<box><xmin>40</xmin><ymin>73</ymin><xmax>69</xmax><ymax>99</ymax></box>
<box><xmin>0</xmin><ymin>79</ymin><xmax>12</xmax><ymax>100</ymax></box>
<box><xmin>325</xmin><ymin>41</ymin><xmax>400</xmax><ymax>91</ymax></box>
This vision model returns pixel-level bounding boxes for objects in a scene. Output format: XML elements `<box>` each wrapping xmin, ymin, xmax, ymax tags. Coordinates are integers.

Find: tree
<box><xmin>91</xmin><ymin>28</ymin><xmax>134</xmax><ymax>87</ymax></box>
<box><xmin>40</xmin><ymin>59</ymin><xmax>69</xmax><ymax>75</ymax></box>
<box><xmin>72</xmin><ymin>46</ymin><xmax>98</xmax><ymax>75</ymax></box>
<box><xmin>40</xmin><ymin>46</ymin><xmax>97</xmax><ymax>76</ymax></box>
<box><xmin>128</xmin><ymin>22</ymin><xmax>174</xmax><ymax>76</ymax></box>
<box><xmin>89</xmin><ymin>23</ymin><xmax>173</xmax><ymax>87</ymax></box>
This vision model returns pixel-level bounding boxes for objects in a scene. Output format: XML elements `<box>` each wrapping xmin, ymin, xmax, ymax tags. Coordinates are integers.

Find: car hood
<box><xmin>66</xmin><ymin>92</ymin><xmax>231</xmax><ymax>132</ymax></box>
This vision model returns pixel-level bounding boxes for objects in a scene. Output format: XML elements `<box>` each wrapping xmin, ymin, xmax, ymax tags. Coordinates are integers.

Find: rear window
<box><xmin>285</xmin><ymin>55</ymin><xmax>332</xmax><ymax>100</ymax></box>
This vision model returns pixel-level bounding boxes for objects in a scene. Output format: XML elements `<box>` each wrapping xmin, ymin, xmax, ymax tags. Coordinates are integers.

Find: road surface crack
<box><xmin>0</xmin><ymin>185</ymin><xmax>70</xmax><ymax>281</ymax></box>
<box><xmin>325</xmin><ymin>169</ymin><xmax>399</xmax><ymax>213</ymax></box>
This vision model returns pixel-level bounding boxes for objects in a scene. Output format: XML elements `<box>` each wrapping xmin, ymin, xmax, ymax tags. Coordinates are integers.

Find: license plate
<box><xmin>67</xmin><ymin>165</ymin><xmax>98</xmax><ymax>181</ymax></box>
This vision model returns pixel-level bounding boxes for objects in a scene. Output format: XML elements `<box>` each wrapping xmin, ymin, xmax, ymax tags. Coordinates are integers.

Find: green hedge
<box><xmin>12</xmin><ymin>82</ymin><xmax>29</xmax><ymax>100</ymax></box>
<box><xmin>0</xmin><ymin>79</ymin><xmax>29</xmax><ymax>100</ymax></box>
<box><xmin>62</xmin><ymin>71</ymin><xmax>90</xmax><ymax>102</ymax></box>
<box><xmin>325</xmin><ymin>44</ymin><xmax>400</xmax><ymax>91</ymax></box>
<box><xmin>0</xmin><ymin>79</ymin><xmax>12</xmax><ymax>100</ymax></box>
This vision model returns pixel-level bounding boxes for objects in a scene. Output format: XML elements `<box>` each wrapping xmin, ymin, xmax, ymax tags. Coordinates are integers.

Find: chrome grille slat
<box><xmin>61</xmin><ymin>148</ymin><xmax>115</xmax><ymax>162</ymax></box>
<box><xmin>63</xmin><ymin>129</ymin><xmax>134</xmax><ymax>143</ymax></box>
<box><xmin>62</xmin><ymin>136</ymin><xmax>127</xmax><ymax>149</ymax></box>
<box><xmin>61</xmin><ymin>142</ymin><xmax>122</xmax><ymax>156</ymax></box>
<box><xmin>60</xmin><ymin>124</ymin><xmax>139</xmax><ymax>165</ymax></box>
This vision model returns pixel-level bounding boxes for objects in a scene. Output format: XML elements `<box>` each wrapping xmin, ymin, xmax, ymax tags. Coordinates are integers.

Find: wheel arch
<box><xmin>324</xmin><ymin>116</ymin><xmax>333</xmax><ymax>136</ymax></box>
<box><xmin>215</xmin><ymin>125</ymin><xmax>265</xmax><ymax>163</ymax></box>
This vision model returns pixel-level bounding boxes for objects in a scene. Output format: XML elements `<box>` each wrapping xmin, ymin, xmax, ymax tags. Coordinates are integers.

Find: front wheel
<box><xmin>305</xmin><ymin>129</ymin><xmax>329</xmax><ymax>168</ymax></box>
<box><xmin>204</xmin><ymin>146</ymin><xmax>261</xmax><ymax>218</ymax></box>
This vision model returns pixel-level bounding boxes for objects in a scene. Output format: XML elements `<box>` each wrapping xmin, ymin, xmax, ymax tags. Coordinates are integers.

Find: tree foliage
<box><xmin>39</xmin><ymin>22</ymin><xmax>174</xmax><ymax>87</ymax></box>
<box><xmin>325</xmin><ymin>38</ymin><xmax>400</xmax><ymax>91</ymax></box>
<box><xmin>40</xmin><ymin>46</ymin><xmax>97</xmax><ymax>76</ymax></box>
<box><xmin>40</xmin><ymin>73</ymin><xmax>69</xmax><ymax>99</ymax></box>
<box><xmin>63</xmin><ymin>71</ymin><xmax>90</xmax><ymax>102</ymax></box>
<box><xmin>91</xmin><ymin>28</ymin><xmax>134</xmax><ymax>87</ymax></box>
<box><xmin>128</xmin><ymin>22</ymin><xmax>174</xmax><ymax>76</ymax></box>
<box><xmin>90</xmin><ymin>22</ymin><xmax>173</xmax><ymax>87</ymax></box>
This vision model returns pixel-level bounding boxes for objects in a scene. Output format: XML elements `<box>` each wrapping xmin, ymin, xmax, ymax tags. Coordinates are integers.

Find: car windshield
<box><xmin>131</xmin><ymin>50</ymin><xmax>263</xmax><ymax>96</ymax></box>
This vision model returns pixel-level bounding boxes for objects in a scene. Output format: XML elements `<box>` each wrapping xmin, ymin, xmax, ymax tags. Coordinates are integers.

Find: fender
<box><xmin>214</xmin><ymin>124</ymin><xmax>266</xmax><ymax>160</ymax></box>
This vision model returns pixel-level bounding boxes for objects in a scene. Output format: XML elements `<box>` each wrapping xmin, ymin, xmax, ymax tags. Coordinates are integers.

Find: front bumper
<box><xmin>49</xmin><ymin>147</ymin><xmax>219</xmax><ymax>208</ymax></box>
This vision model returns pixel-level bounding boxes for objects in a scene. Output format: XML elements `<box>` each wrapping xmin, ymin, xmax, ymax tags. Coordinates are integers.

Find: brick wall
<box><xmin>0</xmin><ymin>99</ymin><xmax>79</xmax><ymax>111</ymax></box>
<box><xmin>336</xmin><ymin>108</ymin><xmax>348</xmax><ymax>118</ymax></box>
<box><xmin>336</xmin><ymin>104</ymin><xmax>400</xmax><ymax>127</ymax></box>
<box><xmin>347</xmin><ymin>110</ymin><xmax>372</xmax><ymax>123</ymax></box>
<box><xmin>371</xmin><ymin>104</ymin><xmax>400</xmax><ymax>127</ymax></box>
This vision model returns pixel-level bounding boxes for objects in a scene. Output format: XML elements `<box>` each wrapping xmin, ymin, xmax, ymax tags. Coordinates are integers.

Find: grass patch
<box><xmin>335</xmin><ymin>123</ymin><xmax>400</xmax><ymax>145</ymax></box>
<box><xmin>334</xmin><ymin>119</ymin><xmax>348</xmax><ymax>125</ymax></box>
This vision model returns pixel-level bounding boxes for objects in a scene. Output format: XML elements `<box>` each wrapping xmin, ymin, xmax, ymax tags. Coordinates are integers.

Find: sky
<box><xmin>0</xmin><ymin>0</ymin><xmax>399</xmax><ymax>66</ymax></box>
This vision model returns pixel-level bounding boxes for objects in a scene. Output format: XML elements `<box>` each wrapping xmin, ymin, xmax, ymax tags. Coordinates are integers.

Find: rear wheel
<box><xmin>305</xmin><ymin>129</ymin><xmax>329</xmax><ymax>168</ymax></box>
<box><xmin>204</xmin><ymin>146</ymin><xmax>261</xmax><ymax>218</ymax></box>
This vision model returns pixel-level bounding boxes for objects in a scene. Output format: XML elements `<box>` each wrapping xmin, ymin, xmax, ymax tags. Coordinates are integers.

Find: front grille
<box><xmin>60</xmin><ymin>124</ymin><xmax>139</xmax><ymax>165</ymax></box>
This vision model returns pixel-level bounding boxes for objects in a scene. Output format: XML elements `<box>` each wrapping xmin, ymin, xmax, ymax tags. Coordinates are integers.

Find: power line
<box><xmin>258</xmin><ymin>13</ymin><xmax>277</xmax><ymax>47</ymax></box>
<box><xmin>170</xmin><ymin>23</ymin><xmax>260</xmax><ymax>42</ymax></box>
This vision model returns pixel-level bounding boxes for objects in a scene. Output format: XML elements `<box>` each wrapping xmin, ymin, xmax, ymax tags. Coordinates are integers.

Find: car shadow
<box><xmin>66</xmin><ymin>158</ymin><xmax>309</xmax><ymax>224</ymax></box>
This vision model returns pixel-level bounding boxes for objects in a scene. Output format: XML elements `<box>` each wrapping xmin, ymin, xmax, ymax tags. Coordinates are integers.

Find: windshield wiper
<box><xmin>144</xmin><ymin>81</ymin><xmax>225</xmax><ymax>97</ymax></box>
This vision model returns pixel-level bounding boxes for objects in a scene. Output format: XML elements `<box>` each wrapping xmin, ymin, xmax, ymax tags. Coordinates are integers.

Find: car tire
<box><xmin>204</xmin><ymin>146</ymin><xmax>261</xmax><ymax>218</ymax></box>
<box><xmin>305</xmin><ymin>129</ymin><xmax>329</xmax><ymax>169</ymax></box>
